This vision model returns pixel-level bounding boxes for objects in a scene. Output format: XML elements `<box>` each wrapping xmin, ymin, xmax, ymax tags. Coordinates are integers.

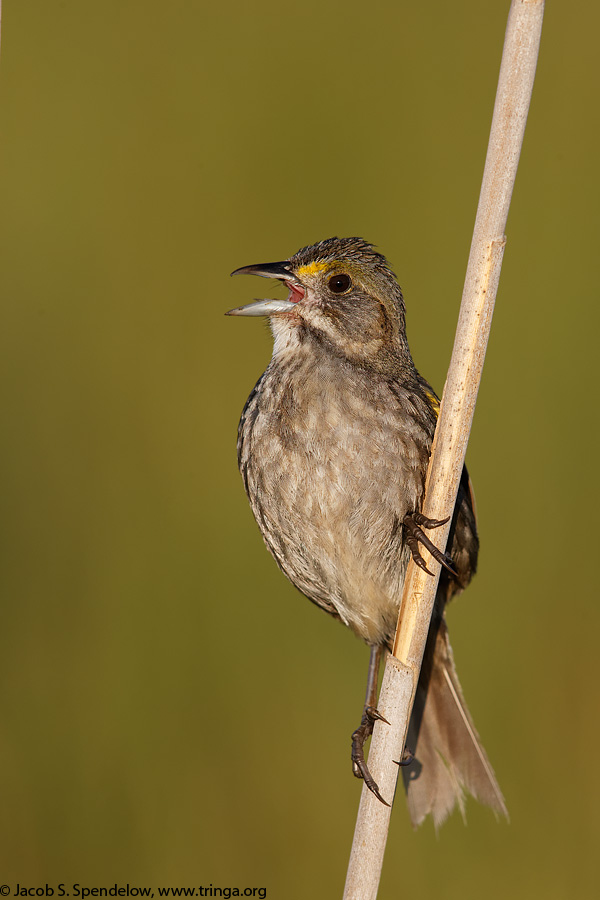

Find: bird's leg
<box><xmin>351</xmin><ymin>645</ymin><xmax>391</xmax><ymax>806</ymax></box>
<box><xmin>364</xmin><ymin>642</ymin><xmax>381</xmax><ymax>711</ymax></box>
<box><xmin>403</xmin><ymin>512</ymin><xmax>457</xmax><ymax>577</ymax></box>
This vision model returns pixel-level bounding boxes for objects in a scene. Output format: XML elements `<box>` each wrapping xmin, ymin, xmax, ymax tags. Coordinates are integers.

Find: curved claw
<box><xmin>352</xmin><ymin>755</ymin><xmax>391</xmax><ymax>806</ymax></box>
<box><xmin>365</xmin><ymin>705</ymin><xmax>390</xmax><ymax>726</ymax></box>
<box><xmin>393</xmin><ymin>746</ymin><xmax>415</xmax><ymax>767</ymax></box>
<box><xmin>403</xmin><ymin>512</ymin><xmax>457</xmax><ymax>577</ymax></box>
<box><xmin>351</xmin><ymin>706</ymin><xmax>391</xmax><ymax>807</ymax></box>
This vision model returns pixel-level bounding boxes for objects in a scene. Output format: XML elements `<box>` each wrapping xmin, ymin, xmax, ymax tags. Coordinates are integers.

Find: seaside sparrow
<box><xmin>227</xmin><ymin>237</ymin><xmax>507</xmax><ymax>827</ymax></box>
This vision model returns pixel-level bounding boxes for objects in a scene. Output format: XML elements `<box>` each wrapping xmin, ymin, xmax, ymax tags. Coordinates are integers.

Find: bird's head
<box><xmin>227</xmin><ymin>237</ymin><xmax>413</xmax><ymax>373</ymax></box>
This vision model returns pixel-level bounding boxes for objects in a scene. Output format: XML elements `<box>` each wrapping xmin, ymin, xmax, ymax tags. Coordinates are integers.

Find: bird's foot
<box><xmin>393</xmin><ymin>747</ymin><xmax>415</xmax><ymax>767</ymax></box>
<box><xmin>403</xmin><ymin>512</ymin><xmax>457</xmax><ymax>577</ymax></box>
<box><xmin>351</xmin><ymin>706</ymin><xmax>391</xmax><ymax>806</ymax></box>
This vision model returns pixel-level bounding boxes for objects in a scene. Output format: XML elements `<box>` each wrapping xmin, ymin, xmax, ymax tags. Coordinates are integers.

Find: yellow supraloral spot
<box><xmin>295</xmin><ymin>260</ymin><xmax>332</xmax><ymax>278</ymax></box>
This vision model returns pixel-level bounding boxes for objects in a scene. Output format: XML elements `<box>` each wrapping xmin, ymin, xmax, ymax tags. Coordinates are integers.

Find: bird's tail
<box><xmin>401</xmin><ymin>616</ymin><xmax>508</xmax><ymax>829</ymax></box>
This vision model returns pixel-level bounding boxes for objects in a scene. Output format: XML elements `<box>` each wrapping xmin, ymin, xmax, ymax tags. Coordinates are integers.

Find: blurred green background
<box><xmin>0</xmin><ymin>0</ymin><xmax>598</xmax><ymax>896</ymax></box>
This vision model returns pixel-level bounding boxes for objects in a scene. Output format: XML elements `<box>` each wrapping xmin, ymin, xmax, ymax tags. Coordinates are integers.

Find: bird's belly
<box><xmin>243</xmin><ymin>392</ymin><xmax>425</xmax><ymax>645</ymax></box>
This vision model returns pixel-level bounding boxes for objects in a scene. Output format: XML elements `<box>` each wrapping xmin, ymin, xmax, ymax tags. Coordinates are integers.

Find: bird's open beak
<box><xmin>226</xmin><ymin>261</ymin><xmax>304</xmax><ymax>317</ymax></box>
<box><xmin>230</xmin><ymin>262</ymin><xmax>292</xmax><ymax>280</ymax></box>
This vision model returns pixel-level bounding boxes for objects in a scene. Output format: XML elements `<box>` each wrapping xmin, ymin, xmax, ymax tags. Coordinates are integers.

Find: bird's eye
<box><xmin>328</xmin><ymin>273</ymin><xmax>352</xmax><ymax>294</ymax></box>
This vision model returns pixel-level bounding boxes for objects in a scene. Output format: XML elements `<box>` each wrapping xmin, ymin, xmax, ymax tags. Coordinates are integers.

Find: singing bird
<box><xmin>227</xmin><ymin>237</ymin><xmax>507</xmax><ymax>827</ymax></box>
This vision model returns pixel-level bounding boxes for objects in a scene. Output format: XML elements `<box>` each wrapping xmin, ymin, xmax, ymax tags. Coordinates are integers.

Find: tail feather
<box><xmin>402</xmin><ymin>617</ymin><xmax>508</xmax><ymax>829</ymax></box>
